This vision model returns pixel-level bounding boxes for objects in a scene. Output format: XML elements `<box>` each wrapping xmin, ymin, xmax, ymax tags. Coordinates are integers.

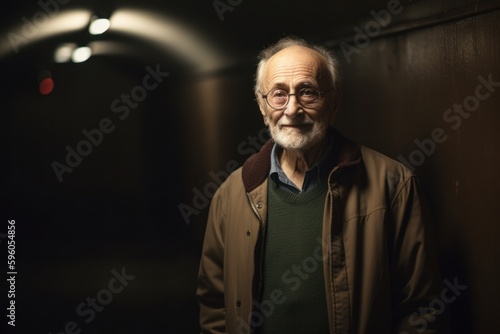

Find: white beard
<box><xmin>268</xmin><ymin>114</ymin><xmax>329</xmax><ymax>151</ymax></box>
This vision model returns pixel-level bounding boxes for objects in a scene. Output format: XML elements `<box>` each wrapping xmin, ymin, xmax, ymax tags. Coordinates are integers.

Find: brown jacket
<box><xmin>197</xmin><ymin>129</ymin><xmax>448</xmax><ymax>334</ymax></box>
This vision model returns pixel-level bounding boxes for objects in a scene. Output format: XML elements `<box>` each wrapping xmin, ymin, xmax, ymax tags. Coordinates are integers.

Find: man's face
<box><xmin>259</xmin><ymin>45</ymin><xmax>335</xmax><ymax>152</ymax></box>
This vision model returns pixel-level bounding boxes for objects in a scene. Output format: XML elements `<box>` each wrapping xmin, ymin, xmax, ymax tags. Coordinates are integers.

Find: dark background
<box><xmin>1</xmin><ymin>0</ymin><xmax>499</xmax><ymax>333</ymax></box>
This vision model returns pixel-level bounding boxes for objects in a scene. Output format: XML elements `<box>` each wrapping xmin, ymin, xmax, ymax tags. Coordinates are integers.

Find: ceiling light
<box><xmin>0</xmin><ymin>10</ymin><xmax>93</xmax><ymax>59</ymax></box>
<box><xmin>72</xmin><ymin>46</ymin><xmax>92</xmax><ymax>63</ymax></box>
<box><xmin>54</xmin><ymin>43</ymin><xmax>77</xmax><ymax>63</ymax></box>
<box><xmin>89</xmin><ymin>17</ymin><xmax>110</xmax><ymax>35</ymax></box>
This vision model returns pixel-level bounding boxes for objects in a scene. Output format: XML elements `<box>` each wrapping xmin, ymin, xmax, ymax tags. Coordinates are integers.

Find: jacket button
<box><xmin>246</xmin><ymin>231</ymin><xmax>251</xmax><ymax>236</ymax></box>
<box><xmin>256</xmin><ymin>203</ymin><xmax>262</xmax><ymax>209</ymax></box>
<box><xmin>236</xmin><ymin>300</ymin><xmax>241</xmax><ymax>307</ymax></box>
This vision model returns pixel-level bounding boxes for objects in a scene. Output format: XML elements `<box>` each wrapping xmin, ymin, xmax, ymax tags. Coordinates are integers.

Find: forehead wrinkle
<box><xmin>260</xmin><ymin>45</ymin><xmax>330</xmax><ymax>93</ymax></box>
<box><xmin>263</xmin><ymin>64</ymin><xmax>321</xmax><ymax>92</ymax></box>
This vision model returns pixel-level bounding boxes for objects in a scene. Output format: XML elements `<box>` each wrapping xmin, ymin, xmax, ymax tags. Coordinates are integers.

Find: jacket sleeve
<box><xmin>197</xmin><ymin>189</ymin><xmax>226</xmax><ymax>334</ymax></box>
<box><xmin>389</xmin><ymin>176</ymin><xmax>450</xmax><ymax>334</ymax></box>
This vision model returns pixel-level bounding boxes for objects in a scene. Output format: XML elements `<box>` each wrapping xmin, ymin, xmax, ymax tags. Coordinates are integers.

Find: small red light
<box><xmin>39</xmin><ymin>77</ymin><xmax>54</xmax><ymax>95</ymax></box>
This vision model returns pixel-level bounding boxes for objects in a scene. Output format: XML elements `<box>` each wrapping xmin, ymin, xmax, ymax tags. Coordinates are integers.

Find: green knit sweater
<box><xmin>259</xmin><ymin>180</ymin><xmax>330</xmax><ymax>334</ymax></box>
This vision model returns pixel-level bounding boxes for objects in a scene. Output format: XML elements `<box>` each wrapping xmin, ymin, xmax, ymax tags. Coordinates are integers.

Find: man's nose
<box><xmin>283</xmin><ymin>94</ymin><xmax>302</xmax><ymax>118</ymax></box>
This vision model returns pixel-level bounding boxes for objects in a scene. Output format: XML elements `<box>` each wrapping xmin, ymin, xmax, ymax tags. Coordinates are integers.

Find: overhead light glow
<box><xmin>72</xmin><ymin>46</ymin><xmax>92</xmax><ymax>63</ymax></box>
<box><xmin>110</xmin><ymin>8</ymin><xmax>229</xmax><ymax>72</ymax></box>
<box><xmin>0</xmin><ymin>10</ymin><xmax>92</xmax><ymax>59</ymax></box>
<box><xmin>54</xmin><ymin>43</ymin><xmax>77</xmax><ymax>63</ymax></box>
<box><xmin>89</xmin><ymin>18</ymin><xmax>111</xmax><ymax>35</ymax></box>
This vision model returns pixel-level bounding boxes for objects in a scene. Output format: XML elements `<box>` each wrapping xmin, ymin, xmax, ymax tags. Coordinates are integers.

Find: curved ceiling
<box><xmin>0</xmin><ymin>0</ymin><xmax>399</xmax><ymax>73</ymax></box>
<box><xmin>0</xmin><ymin>7</ymin><xmax>233</xmax><ymax>73</ymax></box>
<box><xmin>0</xmin><ymin>0</ymin><xmax>485</xmax><ymax>74</ymax></box>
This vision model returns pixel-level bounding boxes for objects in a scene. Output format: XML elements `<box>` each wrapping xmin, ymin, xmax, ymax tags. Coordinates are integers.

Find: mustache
<box><xmin>276</xmin><ymin>114</ymin><xmax>315</xmax><ymax>127</ymax></box>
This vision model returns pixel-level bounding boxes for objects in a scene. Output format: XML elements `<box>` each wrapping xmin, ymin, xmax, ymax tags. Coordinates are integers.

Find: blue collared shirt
<box><xmin>269</xmin><ymin>131</ymin><xmax>336</xmax><ymax>193</ymax></box>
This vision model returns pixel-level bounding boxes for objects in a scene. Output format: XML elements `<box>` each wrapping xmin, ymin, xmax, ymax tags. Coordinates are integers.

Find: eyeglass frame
<box><xmin>260</xmin><ymin>86</ymin><xmax>334</xmax><ymax>110</ymax></box>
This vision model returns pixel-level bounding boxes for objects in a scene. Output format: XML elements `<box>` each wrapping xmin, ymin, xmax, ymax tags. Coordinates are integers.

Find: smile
<box><xmin>279</xmin><ymin>123</ymin><xmax>313</xmax><ymax>129</ymax></box>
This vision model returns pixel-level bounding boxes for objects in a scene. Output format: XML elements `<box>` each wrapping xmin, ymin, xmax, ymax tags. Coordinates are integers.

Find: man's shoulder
<box><xmin>360</xmin><ymin>145</ymin><xmax>413</xmax><ymax>171</ymax></box>
<box><xmin>358</xmin><ymin>145</ymin><xmax>415</xmax><ymax>182</ymax></box>
<box><xmin>353</xmin><ymin>145</ymin><xmax>423</xmax><ymax>207</ymax></box>
<box><xmin>215</xmin><ymin>166</ymin><xmax>244</xmax><ymax>196</ymax></box>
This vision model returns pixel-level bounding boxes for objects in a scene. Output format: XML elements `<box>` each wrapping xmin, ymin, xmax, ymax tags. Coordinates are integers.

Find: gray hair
<box><xmin>254</xmin><ymin>36</ymin><xmax>341</xmax><ymax>99</ymax></box>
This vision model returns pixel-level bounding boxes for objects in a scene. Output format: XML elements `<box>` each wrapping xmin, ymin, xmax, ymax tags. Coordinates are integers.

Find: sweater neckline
<box><xmin>268</xmin><ymin>178</ymin><xmax>329</xmax><ymax>205</ymax></box>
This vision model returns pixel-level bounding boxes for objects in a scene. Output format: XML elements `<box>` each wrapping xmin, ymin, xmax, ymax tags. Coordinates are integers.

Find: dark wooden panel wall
<box><xmin>332</xmin><ymin>8</ymin><xmax>500</xmax><ymax>334</ymax></box>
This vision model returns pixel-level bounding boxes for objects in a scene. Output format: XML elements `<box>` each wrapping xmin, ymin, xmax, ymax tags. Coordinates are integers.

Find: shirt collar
<box><xmin>269</xmin><ymin>131</ymin><xmax>336</xmax><ymax>192</ymax></box>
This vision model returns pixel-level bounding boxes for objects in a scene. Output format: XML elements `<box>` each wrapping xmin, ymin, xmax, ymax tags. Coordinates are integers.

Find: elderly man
<box><xmin>197</xmin><ymin>36</ymin><xmax>448</xmax><ymax>334</ymax></box>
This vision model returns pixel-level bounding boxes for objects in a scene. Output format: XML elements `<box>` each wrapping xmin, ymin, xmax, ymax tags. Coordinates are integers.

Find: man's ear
<box><xmin>256</xmin><ymin>95</ymin><xmax>269</xmax><ymax>126</ymax></box>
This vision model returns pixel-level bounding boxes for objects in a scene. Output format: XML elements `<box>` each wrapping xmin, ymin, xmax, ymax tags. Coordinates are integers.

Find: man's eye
<box><xmin>301</xmin><ymin>88</ymin><xmax>317</xmax><ymax>96</ymax></box>
<box><xmin>272</xmin><ymin>90</ymin><xmax>287</xmax><ymax>98</ymax></box>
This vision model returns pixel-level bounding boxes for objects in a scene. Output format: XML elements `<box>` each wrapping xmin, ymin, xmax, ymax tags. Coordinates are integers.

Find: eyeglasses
<box><xmin>261</xmin><ymin>87</ymin><xmax>333</xmax><ymax>110</ymax></box>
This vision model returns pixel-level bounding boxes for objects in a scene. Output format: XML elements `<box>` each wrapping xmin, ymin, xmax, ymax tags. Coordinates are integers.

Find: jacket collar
<box><xmin>241</xmin><ymin>128</ymin><xmax>362</xmax><ymax>193</ymax></box>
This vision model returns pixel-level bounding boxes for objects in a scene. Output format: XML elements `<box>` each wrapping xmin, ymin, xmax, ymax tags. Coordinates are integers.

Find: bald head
<box><xmin>260</xmin><ymin>45</ymin><xmax>332</xmax><ymax>97</ymax></box>
<box><xmin>254</xmin><ymin>36</ymin><xmax>340</xmax><ymax>101</ymax></box>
